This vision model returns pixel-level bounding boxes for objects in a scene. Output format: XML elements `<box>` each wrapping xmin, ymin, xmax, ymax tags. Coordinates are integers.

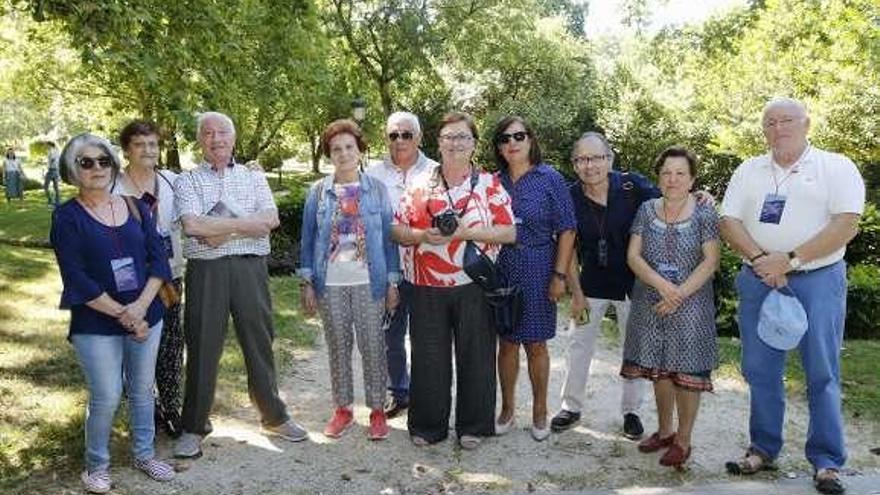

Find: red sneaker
<box><xmin>323</xmin><ymin>407</ymin><xmax>354</xmax><ymax>438</ymax></box>
<box><xmin>368</xmin><ymin>409</ymin><xmax>389</xmax><ymax>441</ymax></box>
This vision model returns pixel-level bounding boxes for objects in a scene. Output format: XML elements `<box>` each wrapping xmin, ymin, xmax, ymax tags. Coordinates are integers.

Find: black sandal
<box><xmin>725</xmin><ymin>448</ymin><xmax>777</xmax><ymax>475</ymax></box>
<box><xmin>814</xmin><ymin>469</ymin><xmax>845</xmax><ymax>495</ymax></box>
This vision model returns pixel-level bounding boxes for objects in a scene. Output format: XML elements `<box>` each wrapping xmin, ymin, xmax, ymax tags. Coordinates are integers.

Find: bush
<box><xmin>268</xmin><ymin>174</ymin><xmax>319</xmax><ymax>275</ymax></box>
<box><xmin>846</xmin><ymin>263</ymin><xmax>880</xmax><ymax>339</ymax></box>
<box><xmin>714</xmin><ymin>244</ymin><xmax>741</xmax><ymax>337</ymax></box>
<box><xmin>846</xmin><ymin>203</ymin><xmax>880</xmax><ymax>266</ymax></box>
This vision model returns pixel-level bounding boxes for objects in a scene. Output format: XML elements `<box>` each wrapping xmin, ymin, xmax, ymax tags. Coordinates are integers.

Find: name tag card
<box><xmin>759</xmin><ymin>193</ymin><xmax>786</xmax><ymax>224</ymax></box>
<box><xmin>111</xmin><ymin>257</ymin><xmax>139</xmax><ymax>292</ymax></box>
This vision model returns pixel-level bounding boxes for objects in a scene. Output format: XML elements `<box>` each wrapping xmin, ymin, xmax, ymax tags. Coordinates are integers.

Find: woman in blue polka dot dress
<box><xmin>492</xmin><ymin>116</ymin><xmax>576</xmax><ymax>441</ymax></box>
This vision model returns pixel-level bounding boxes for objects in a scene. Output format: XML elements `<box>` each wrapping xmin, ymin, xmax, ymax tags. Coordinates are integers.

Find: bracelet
<box><xmin>748</xmin><ymin>251</ymin><xmax>767</xmax><ymax>262</ymax></box>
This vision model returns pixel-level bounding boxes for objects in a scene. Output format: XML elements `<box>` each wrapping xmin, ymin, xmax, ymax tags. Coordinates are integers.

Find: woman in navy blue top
<box><xmin>493</xmin><ymin>116</ymin><xmax>576</xmax><ymax>441</ymax></box>
<box><xmin>50</xmin><ymin>133</ymin><xmax>174</xmax><ymax>493</ymax></box>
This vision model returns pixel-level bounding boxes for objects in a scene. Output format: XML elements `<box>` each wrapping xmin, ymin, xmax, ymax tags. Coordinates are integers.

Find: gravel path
<box><xmin>105</xmin><ymin>316</ymin><xmax>880</xmax><ymax>494</ymax></box>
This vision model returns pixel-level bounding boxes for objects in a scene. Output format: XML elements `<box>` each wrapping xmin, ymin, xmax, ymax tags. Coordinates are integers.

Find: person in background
<box><xmin>173</xmin><ymin>111</ymin><xmax>307</xmax><ymax>459</ymax></box>
<box><xmin>721</xmin><ymin>97</ymin><xmax>864</xmax><ymax>495</ymax></box>
<box><xmin>4</xmin><ymin>147</ymin><xmax>24</xmax><ymax>202</ymax></box>
<box><xmin>366</xmin><ymin>111</ymin><xmax>438</xmax><ymax>419</ymax></box>
<box><xmin>50</xmin><ymin>133</ymin><xmax>174</xmax><ymax>493</ymax></box>
<box><xmin>44</xmin><ymin>141</ymin><xmax>61</xmax><ymax>207</ymax></box>
<box><xmin>392</xmin><ymin>111</ymin><xmax>515</xmax><ymax>450</ymax></box>
<box><xmin>299</xmin><ymin>119</ymin><xmax>400</xmax><ymax>440</ymax></box>
<box><xmin>491</xmin><ymin>116</ymin><xmax>576</xmax><ymax>442</ymax></box>
<box><xmin>622</xmin><ymin>146</ymin><xmax>720</xmax><ymax>469</ymax></box>
<box><xmin>112</xmin><ymin>120</ymin><xmax>186</xmax><ymax>437</ymax></box>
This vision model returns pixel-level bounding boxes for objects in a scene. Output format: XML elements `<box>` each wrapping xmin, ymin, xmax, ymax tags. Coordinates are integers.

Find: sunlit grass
<box><xmin>0</xmin><ymin>243</ymin><xmax>319</xmax><ymax>491</ymax></box>
<box><xmin>0</xmin><ymin>188</ymin><xmax>76</xmax><ymax>243</ymax></box>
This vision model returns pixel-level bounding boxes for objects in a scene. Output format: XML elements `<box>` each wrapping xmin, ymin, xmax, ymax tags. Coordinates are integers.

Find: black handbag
<box><xmin>463</xmin><ymin>241</ymin><xmax>523</xmax><ymax>336</ymax></box>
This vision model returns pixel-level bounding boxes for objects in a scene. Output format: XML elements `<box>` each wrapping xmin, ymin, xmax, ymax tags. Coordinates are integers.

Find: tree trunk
<box><xmin>311</xmin><ymin>133</ymin><xmax>321</xmax><ymax>174</ymax></box>
<box><xmin>165</xmin><ymin>133</ymin><xmax>181</xmax><ymax>172</ymax></box>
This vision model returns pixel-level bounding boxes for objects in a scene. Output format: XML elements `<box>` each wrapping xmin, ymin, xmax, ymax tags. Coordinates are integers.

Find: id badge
<box><xmin>759</xmin><ymin>193</ymin><xmax>786</xmax><ymax>224</ymax></box>
<box><xmin>596</xmin><ymin>238</ymin><xmax>608</xmax><ymax>268</ymax></box>
<box><xmin>657</xmin><ymin>262</ymin><xmax>680</xmax><ymax>283</ymax></box>
<box><xmin>110</xmin><ymin>257</ymin><xmax>139</xmax><ymax>292</ymax></box>
<box><xmin>160</xmin><ymin>233</ymin><xmax>174</xmax><ymax>259</ymax></box>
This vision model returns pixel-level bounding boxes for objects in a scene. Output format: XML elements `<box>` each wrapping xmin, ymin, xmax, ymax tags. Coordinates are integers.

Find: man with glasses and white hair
<box><xmin>721</xmin><ymin>97</ymin><xmax>864</xmax><ymax>495</ymax></box>
<box><xmin>366</xmin><ymin>111</ymin><xmax>438</xmax><ymax>418</ymax></box>
<box><xmin>551</xmin><ymin>132</ymin><xmax>659</xmax><ymax>439</ymax></box>
<box><xmin>173</xmin><ymin>111</ymin><xmax>307</xmax><ymax>459</ymax></box>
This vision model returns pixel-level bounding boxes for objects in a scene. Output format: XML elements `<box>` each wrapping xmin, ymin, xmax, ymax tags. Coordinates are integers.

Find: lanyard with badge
<box><xmin>759</xmin><ymin>146</ymin><xmax>809</xmax><ymax>224</ymax></box>
<box><xmin>134</xmin><ymin>173</ymin><xmax>174</xmax><ymax>260</ymax></box>
<box><xmin>85</xmin><ymin>199</ymin><xmax>140</xmax><ymax>292</ymax></box>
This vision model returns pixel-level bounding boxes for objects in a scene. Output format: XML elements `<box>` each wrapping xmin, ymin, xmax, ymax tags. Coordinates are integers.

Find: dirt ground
<box><xmin>40</xmin><ymin>317</ymin><xmax>880</xmax><ymax>494</ymax></box>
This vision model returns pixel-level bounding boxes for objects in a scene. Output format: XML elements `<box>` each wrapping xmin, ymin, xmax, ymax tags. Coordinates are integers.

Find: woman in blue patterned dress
<box><xmin>493</xmin><ymin>116</ymin><xmax>576</xmax><ymax>441</ymax></box>
<box><xmin>622</xmin><ymin>146</ymin><xmax>720</xmax><ymax>468</ymax></box>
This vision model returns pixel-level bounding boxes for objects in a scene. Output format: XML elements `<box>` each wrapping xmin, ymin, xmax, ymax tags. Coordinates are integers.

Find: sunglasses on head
<box><xmin>388</xmin><ymin>131</ymin><xmax>414</xmax><ymax>141</ymax></box>
<box><xmin>497</xmin><ymin>131</ymin><xmax>528</xmax><ymax>144</ymax></box>
<box><xmin>77</xmin><ymin>156</ymin><xmax>113</xmax><ymax>170</ymax></box>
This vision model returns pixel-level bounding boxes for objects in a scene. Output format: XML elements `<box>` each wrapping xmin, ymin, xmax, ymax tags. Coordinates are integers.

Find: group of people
<box><xmin>2</xmin><ymin>142</ymin><xmax>62</xmax><ymax>204</ymax></box>
<box><xmin>50</xmin><ymin>96</ymin><xmax>864</xmax><ymax>495</ymax></box>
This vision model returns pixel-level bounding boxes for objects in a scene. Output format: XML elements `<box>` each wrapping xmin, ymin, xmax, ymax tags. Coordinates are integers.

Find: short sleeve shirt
<box><xmin>394</xmin><ymin>169</ymin><xmax>514</xmax><ymax>286</ymax></box>
<box><xmin>174</xmin><ymin>162</ymin><xmax>277</xmax><ymax>259</ymax></box>
<box><xmin>572</xmin><ymin>171</ymin><xmax>661</xmax><ymax>301</ymax></box>
<box><xmin>720</xmin><ymin>146</ymin><xmax>865</xmax><ymax>270</ymax></box>
<box><xmin>499</xmin><ymin>163</ymin><xmax>576</xmax><ymax>247</ymax></box>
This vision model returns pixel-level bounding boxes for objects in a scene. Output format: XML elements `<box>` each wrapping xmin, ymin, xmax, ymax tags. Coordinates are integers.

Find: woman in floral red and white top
<box><xmin>392</xmin><ymin>112</ymin><xmax>515</xmax><ymax>449</ymax></box>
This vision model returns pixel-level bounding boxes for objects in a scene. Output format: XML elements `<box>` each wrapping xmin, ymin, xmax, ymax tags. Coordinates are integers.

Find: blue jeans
<box><xmin>71</xmin><ymin>322</ymin><xmax>162</xmax><ymax>472</ymax></box>
<box><xmin>385</xmin><ymin>281</ymin><xmax>412</xmax><ymax>402</ymax></box>
<box><xmin>736</xmin><ymin>262</ymin><xmax>847</xmax><ymax>470</ymax></box>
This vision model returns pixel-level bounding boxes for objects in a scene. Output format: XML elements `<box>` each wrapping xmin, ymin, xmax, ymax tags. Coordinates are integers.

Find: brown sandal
<box><xmin>725</xmin><ymin>448</ymin><xmax>777</xmax><ymax>475</ymax></box>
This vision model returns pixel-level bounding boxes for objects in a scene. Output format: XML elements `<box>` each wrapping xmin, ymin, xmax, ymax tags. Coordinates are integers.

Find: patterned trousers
<box><xmin>318</xmin><ymin>284</ymin><xmax>387</xmax><ymax>410</ymax></box>
<box><xmin>155</xmin><ymin>278</ymin><xmax>184</xmax><ymax>417</ymax></box>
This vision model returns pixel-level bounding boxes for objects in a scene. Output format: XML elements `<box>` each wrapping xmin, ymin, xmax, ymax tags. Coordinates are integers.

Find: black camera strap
<box><xmin>429</xmin><ymin>167</ymin><xmax>478</xmax><ymax>219</ymax></box>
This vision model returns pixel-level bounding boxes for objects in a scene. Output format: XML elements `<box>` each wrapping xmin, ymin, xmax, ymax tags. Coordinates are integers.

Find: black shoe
<box><xmin>384</xmin><ymin>396</ymin><xmax>409</xmax><ymax>419</ymax></box>
<box><xmin>623</xmin><ymin>413</ymin><xmax>644</xmax><ymax>440</ymax></box>
<box><xmin>550</xmin><ymin>410</ymin><xmax>581</xmax><ymax>432</ymax></box>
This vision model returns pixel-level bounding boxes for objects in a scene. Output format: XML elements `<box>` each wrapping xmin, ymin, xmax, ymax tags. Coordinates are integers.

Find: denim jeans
<box><xmin>71</xmin><ymin>322</ymin><xmax>162</xmax><ymax>472</ymax></box>
<box><xmin>737</xmin><ymin>262</ymin><xmax>847</xmax><ymax>470</ymax></box>
<box><xmin>385</xmin><ymin>281</ymin><xmax>412</xmax><ymax>402</ymax></box>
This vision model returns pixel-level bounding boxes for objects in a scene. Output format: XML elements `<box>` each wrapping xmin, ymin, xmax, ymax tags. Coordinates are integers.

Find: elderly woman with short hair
<box><xmin>50</xmin><ymin>133</ymin><xmax>174</xmax><ymax>493</ymax></box>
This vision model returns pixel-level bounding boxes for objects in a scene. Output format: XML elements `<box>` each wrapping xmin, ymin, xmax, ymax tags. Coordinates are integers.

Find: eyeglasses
<box><xmin>496</xmin><ymin>131</ymin><xmax>528</xmax><ymax>144</ymax></box>
<box><xmin>388</xmin><ymin>131</ymin><xmax>414</xmax><ymax>141</ymax></box>
<box><xmin>77</xmin><ymin>156</ymin><xmax>113</xmax><ymax>170</ymax></box>
<box><xmin>439</xmin><ymin>133</ymin><xmax>473</xmax><ymax>143</ymax></box>
<box><xmin>572</xmin><ymin>154</ymin><xmax>608</xmax><ymax>166</ymax></box>
<box><xmin>762</xmin><ymin>117</ymin><xmax>802</xmax><ymax>129</ymax></box>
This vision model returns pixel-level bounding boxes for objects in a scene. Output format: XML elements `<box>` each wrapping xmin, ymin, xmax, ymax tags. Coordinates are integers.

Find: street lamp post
<box><xmin>351</xmin><ymin>97</ymin><xmax>366</xmax><ymax>125</ymax></box>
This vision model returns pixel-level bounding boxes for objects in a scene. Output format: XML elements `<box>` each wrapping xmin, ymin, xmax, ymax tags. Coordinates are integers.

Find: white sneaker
<box><xmin>81</xmin><ymin>469</ymin><xmax>111</xmax><ymax>494</ymax></box>
<box><xmin>262</xmin><ymin>419</ymin><xmax>309</xmax><ymax>442</ymax></box>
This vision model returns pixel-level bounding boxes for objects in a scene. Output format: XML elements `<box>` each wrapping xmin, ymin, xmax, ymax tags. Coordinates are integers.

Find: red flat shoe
<box><xmin>659</xmin><ymin>443</ymin><xmax>691</xmax><ymax>467</ymax></box>
<box><xmin>638</xmin><ymin>432</ymin><xmax>676</xmax><ymax>453</ymax></box>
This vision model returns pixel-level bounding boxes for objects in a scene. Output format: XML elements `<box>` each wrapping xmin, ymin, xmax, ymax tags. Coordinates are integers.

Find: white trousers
<box><xmin>559</xmin><ymin>297</ymin><xmax>648</xmax><ymax>415</ymax></box>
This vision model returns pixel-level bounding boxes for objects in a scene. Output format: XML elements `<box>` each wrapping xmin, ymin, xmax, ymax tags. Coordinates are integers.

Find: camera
<box><xmin>432</xmin><ymin>210</ymin><xmax>459</xmax><ymax>236</ymax></box>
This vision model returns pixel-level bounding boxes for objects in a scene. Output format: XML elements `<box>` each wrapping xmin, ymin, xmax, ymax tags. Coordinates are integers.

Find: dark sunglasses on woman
<box><xmin>497</xmin><ymin>131</ymin><xmax>528</xmax><ymax>144</ymax></box>
<box><xmin>388</xmin><ymin>131</ymin><xmax>414</xmax><ymax>141</ymax></box>
<box><xmin>77</xmin><ymin>156</ymin><xmax>113</xmax><ymax>170</ymax></box>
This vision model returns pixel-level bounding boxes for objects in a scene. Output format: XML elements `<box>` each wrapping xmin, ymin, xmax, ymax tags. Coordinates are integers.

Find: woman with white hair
<box><xmin>50</xmin><ymin>133</ymin><xmax>175</xmax><ymax>493</ymax></box>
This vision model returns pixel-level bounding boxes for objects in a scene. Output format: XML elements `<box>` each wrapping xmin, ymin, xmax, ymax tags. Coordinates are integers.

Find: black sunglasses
<box><xmin>496</xmin><ymin>131</ymin><xmax>528</xmax><ymax>144</ymax></box>
<box><xmin>77</xmin><ymin>156</ymin><xmax>113</xmax><ymax>170</ymax></box>
<box><xmin>388</xmin><ymin>131</ymin><xmax>414</xmax><ymax>141</ymax></box>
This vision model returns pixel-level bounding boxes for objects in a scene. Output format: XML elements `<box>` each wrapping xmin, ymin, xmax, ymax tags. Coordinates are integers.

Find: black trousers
<box><xmin>407</xmin><ymin>283</ymin><xmax>496</xmax><ymax>442</ymax></box>
<box><xmin>181</xmin><ymin>256</ymin><xmax>289</xmax><ymax>435</ymax></box>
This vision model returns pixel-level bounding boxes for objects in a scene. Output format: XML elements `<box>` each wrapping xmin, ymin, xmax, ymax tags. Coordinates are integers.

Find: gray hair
<box><xmin>573</xmin><ymin>131</ymin><xmax>616</xmax><ymax>169</ymax></box>
<box><xmin>762</xmin><ymin>97</ymin><xmax>808</xmax><ymax>119</ymax></box>
<box><xmin>386</xmin><ymin>111</ymin><xmax>421</xmax><ymax>136</ymax></box>
<box><xmin>59</xmin><ymin>133</ymin><xmax>121</xmax><ymax>187</ymax></box>
<box><xmin>196</xmin><ymin>111</ymin><xmax>236</xmax><ymax>136</ymax></box>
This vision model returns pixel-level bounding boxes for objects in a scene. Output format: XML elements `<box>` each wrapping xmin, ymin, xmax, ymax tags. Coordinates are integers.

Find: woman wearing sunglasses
<box><xmin>50</xmin><ymin>133</ymin><xmax>174</xmax><ymax>493</ymax></box>
<box><xmin>491</xmin><ymin>116</ymin><xmax>576</xmax><ymax>441</ymax></box>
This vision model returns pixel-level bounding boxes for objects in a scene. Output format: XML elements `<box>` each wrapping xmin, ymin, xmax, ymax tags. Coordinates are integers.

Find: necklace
<box><xmin>80</xmin><ymin>196</ymin><xmax>117</xmax><ymax>225</ymax></box>
<box><xmin>662</xmin><ymin>196</ymin><xmax>688</xmax><ymax>225</ymax></box>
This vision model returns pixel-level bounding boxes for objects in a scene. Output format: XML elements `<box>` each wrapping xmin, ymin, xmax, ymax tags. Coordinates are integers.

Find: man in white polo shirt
<box><xmin>720</xmin><ymin>97</ymin><xmax>864</xmax><ymax>495</ymax></box>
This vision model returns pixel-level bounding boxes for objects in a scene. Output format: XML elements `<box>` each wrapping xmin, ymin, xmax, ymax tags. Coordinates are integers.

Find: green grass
<box><xmin>0</xmin><ymin>189</ymin><xmax>74</xmax><ymax>243</ymax></box>
<box><xmin>0</xmin><ymin>242</ymin><xmax>319</xmax><ymax>491</ymax></box>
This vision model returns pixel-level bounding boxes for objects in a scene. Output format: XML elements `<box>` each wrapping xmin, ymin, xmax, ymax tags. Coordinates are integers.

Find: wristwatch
<box><xmin>788</xmin><ymin>251</ymin><xmax>802</xmax><ymax>270</ymax></box>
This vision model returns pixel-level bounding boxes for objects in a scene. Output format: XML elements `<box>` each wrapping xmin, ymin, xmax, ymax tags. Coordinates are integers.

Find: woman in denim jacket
<box><xmin>298</xmin><ymin>119</ymin><xmax>400</xmax><ymax>441</ymax></box>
